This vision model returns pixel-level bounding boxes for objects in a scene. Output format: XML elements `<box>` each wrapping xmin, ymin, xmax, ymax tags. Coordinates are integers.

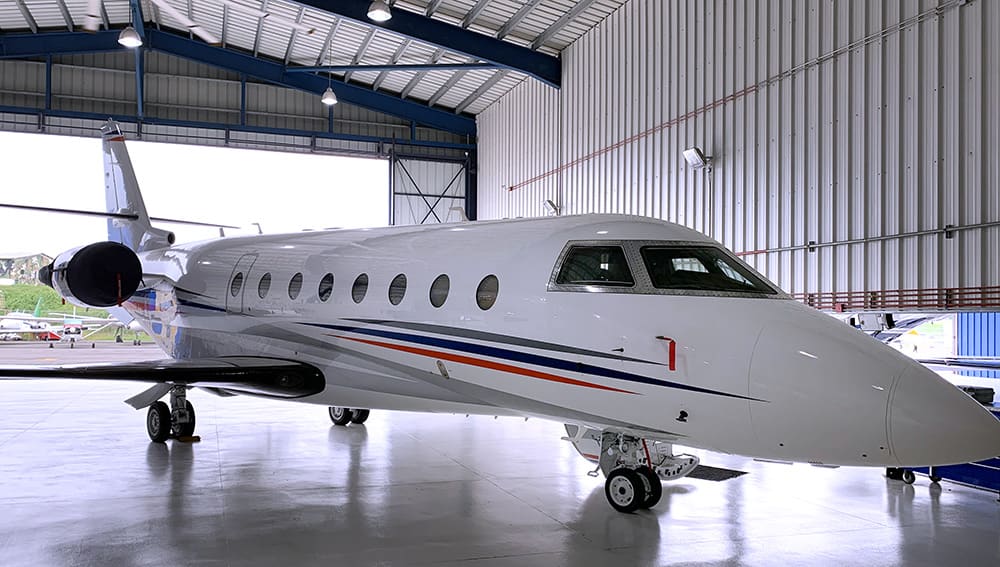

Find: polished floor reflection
<box><xmin>0</xmin><ymin>344</ymin><xmax>998</xmax><ymax>566</ymax></box>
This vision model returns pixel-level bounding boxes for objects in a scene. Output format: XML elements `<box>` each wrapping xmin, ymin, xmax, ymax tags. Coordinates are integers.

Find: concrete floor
<box><xmin>0</xmin><ymin>343</ymin><xmax>998</xmax><ymax>566</ymax></box>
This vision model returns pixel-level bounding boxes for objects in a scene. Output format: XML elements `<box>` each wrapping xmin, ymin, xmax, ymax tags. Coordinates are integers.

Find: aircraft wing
<box><xmin>0</xmin><ymin>357</ymin><xmax>325</xmax><ymax>399</ymax></box>
<box><xmin>917</xmin><ymin>357</ymin><xmax>1000</xmax><ymax>373</ymax></box>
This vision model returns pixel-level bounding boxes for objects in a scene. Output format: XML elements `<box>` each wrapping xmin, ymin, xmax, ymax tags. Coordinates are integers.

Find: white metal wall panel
<box><xmin>478</xmin><ymin>0</ymin><xmax>1000</xmax><ymax>299</ymax></box>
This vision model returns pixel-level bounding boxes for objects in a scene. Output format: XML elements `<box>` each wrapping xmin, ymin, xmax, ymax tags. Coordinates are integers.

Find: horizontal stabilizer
<box><xmin>0</xmin><ymin>357</ymin><xmax>325</xmax><ymax>399</ymax></box>
<box><xmin>0</xmin><ymin>203</ymin><xmax>239</xmax><ymax>229</ymax></box>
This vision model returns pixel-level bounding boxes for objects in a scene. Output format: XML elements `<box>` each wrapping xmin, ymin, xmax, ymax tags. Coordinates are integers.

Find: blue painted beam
<box><xmin>146</xmin><ymin>30</ymin><xmax>475</xmax><ymax>136</ymax></box>
<box><xmin>0</xmin><ymin>30</ymin><xmax>121</xmax><ymax>58</ymax></box>
<box><xmin>293</xmin><ymin>0</ymin><xmax>560</xmax><ymax>88</ymax></box>
<box><xmin>287</xmin><ymin>62</ymin><xmax>497</xmax><ymax>73</ymax></box>
<box><xmin>0</xmin><ymin>105</ymin><xmax>476</xmax><ymax>151</ymax></box>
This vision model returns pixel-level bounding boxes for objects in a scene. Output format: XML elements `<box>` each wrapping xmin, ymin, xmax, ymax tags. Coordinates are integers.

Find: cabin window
<box><xmin>318</xmin><ymin>273</ymin><xmax>334</xmax><ymax>302</ymax></box>
<box><xmin>230</xmin><ymin>272</ymin><xmax>244</xmax><ymax>297</ymax></box>
<box><xmin>640</xmin><ymin>246</ymin><xmax>777</xmax><ymax>294</ymax></box>
<box><xmin>257</xmin><ymin>273</ymin><xmax>271</xmax><ymax>299</ymax></box>
<box><xmin>288</xmin><ymin>272</ymin><xmax>303</xmax><ymax>300</ymax></box>
<box><xmin>555</xmin><ymin>246</ymin><xmax>634</xmax><ymax>287</ymax></box>
<box><xmin>429</xmin><ymin>274</ymin><xmax>449</xmax><ymax>308</ymax></box>
<box><xmin>476</xmin><ymin>275</ymin><xmax>499</xmax><ymax>310</ymax></box>
<box><xmin>388</xmin><ymin>274</ymin><xmax>407</xmax><ymax>305</ymax></box>
<box><xmin>352</xmin><ymin>274</ymin><xmax>369</xmax><ymax>304</ymax></box>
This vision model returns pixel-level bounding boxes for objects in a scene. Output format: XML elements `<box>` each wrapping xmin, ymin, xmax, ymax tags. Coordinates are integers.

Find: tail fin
<box><xmin>101</xmin><ymin>121</ymin><xmax>174</xmax><ymax>251</ymax></box>
<box><xmin>33</xmin><ymin>297</ymin><xmax>43</xmax><ymax>318</ymax></box>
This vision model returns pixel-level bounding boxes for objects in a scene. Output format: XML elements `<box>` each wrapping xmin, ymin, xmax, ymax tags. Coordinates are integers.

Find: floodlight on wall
<box><xmin>543</xmin><ymin>199</ymin><xmax>560</xmax><ymax>216</ymax></box>
<box><xmin>682</xmin><ymin>147</ymin><xmax>712</xmax><ymax>170</ymax></box>
<box><xmin>118</xmin><ymin>26</ymin><xmax>143</xmax><ymax>48</ymax></box>
<box><xmin>367</xmin><ymin>0</ymin><xmax>392</xmax><ymax>22</ymax></box>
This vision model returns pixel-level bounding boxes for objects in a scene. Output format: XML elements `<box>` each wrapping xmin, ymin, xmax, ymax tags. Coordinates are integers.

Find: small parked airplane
<box><xmin>2</xmin><ymin>121</ymin><xmax>998</xmax><ymax>513</ymax></box>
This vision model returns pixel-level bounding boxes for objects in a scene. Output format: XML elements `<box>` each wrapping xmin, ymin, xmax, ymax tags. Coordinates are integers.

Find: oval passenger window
<box><xmin>257</xmin><ymin>273</ymin><xmax>271</xmax><ymax>299</ymax></box>
<box><xmin>318</xmin><ymin>273</ymin><xmax>334</xmax><ymax>302</ymax></box>
<box><xmin>288</xmin><ymin>272</ymin><xmax>303</xmax><ymax>300</ymax></box>
<box><xmin>429</xmin><ymin>274</ymin><xmax>449</xmax><ymax>308</ymax></box>
<box><xmin>352</xmin><ymin>274</ymin><xmax>369</xmax><ymax>304</ymax></box>
<box><xmin>476</xmin><ymin>275</ymin><xmax>499</xmax><ymax>310</ymax></box>
<box><xmin>230</xmin><ymin>272</ymin><xmax>244</xmax><ymax>297</ymax></box>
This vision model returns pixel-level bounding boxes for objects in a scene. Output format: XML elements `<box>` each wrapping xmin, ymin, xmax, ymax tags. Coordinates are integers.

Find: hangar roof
<box><xmin>0</xmin><ymin>0</ymin><xmax>625</xmax><ymax>119</ymax></box>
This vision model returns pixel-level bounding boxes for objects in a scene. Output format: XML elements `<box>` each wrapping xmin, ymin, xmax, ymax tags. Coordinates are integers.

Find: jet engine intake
<box><xmin>40</xmin><ymin>241</ymin><xmax>142</xmax><ymax>307</ymax></box>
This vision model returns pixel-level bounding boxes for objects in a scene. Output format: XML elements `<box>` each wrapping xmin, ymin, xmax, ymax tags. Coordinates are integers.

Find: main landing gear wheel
<box><xmin>349</xmin><ymin>409</ymin><xmax>370</xmax><ymax>424</ymax></box>
<box><xmin>605</xmin><ymin>468</ymin><xmax>646</xmax><ymax>514</ymax></box>
<box><xmin>636</xmin><ymin>466</ymin><xmax>663</xmax><ymax>509</ymax></box>
<box><xmin>147</xmin><ymin>401</ymin><xmax>171</xmax><ymax>443</ymax></box>
<box><xmin>329</xmin><ymin>406</ymin><xmax>353</xmax><ymax>426</ymax></box>
<box><xmin>901</xmin><ymin>470</ymin><xmax>916</xmax><ymax>485</ymax></box>
<box><xmin>172</xmin><ymin>400</ymin><xmax>196</xmax><ymax>437</ymax></box>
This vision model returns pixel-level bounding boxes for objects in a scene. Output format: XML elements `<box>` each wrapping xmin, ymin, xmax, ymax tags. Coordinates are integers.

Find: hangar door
<box><xmin>390</xmin><ymin>153</ymin><xmax>475</xmax><ymax>225</ymax></box>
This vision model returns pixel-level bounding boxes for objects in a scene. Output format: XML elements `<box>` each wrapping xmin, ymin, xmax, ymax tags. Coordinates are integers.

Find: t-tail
<box><xmin>101</xmin><ymin>121</ymin><xmax>174</xmax><ymax>252</ymax></box>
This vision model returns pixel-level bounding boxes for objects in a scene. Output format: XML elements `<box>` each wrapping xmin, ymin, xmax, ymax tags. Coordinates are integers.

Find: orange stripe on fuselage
<box><xmin>332</xmin><ymin>334</ymin><xmax>636</xmax><ymax>395</ymax></box>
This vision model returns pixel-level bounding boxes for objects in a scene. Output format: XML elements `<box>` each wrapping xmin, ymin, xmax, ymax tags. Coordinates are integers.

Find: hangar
<box><xmin>0</xmin><ymin>0</ymin><xmax>998</xmax><ymax>565</ymax></box>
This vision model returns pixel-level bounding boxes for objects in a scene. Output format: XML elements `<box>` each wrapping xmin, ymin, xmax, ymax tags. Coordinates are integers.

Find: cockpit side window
<box><xmin>556</xmin><ymin>246</ymin><xmax>634</xmax><ymax>287</ymax></box>
<box><xmin>640</xmin><ymin>246</ymin><xmax>777</xmax><ymax>294</ymax></box>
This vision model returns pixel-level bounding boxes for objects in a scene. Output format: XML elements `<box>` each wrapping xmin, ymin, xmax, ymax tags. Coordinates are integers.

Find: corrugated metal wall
<box><xmin>956</xmin><ymin>312</ymin><xmax>1000</xmax><ymax>378</ymax></box>
<box><xmin>478</xmin><ymin>0</ymin><xmax>1000</xmax><ymax>300</ymax></box>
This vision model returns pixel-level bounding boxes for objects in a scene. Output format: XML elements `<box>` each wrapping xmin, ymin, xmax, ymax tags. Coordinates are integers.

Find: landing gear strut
<box><xmin>146</xmin><ymin>386</ymin><xmax>195</xmax><ymax>442</ymax></box>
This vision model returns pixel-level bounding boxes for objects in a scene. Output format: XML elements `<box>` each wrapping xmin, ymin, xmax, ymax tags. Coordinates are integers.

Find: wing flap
<box><xmin>0</xmin><ymin>357</ymin><xmax>325</xmax><ymax>399</ymax></box>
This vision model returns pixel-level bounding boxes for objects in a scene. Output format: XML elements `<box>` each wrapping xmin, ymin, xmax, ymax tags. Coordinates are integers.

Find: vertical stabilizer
<box><xmin>33</xmin><ymin>297</ymin><xmax>42</xmax><ymax>318</ymax></box>
<box><xmin>101</xmin><ymin>121</ymin><xmax>173</xmax><ymax>251</ymax></box>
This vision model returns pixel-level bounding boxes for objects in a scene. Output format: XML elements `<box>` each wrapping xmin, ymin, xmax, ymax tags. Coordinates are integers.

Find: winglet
<box><xmin>101</xmin><ymin>121</ymin><xmax>175</xmax><ymax>252</ymax></box>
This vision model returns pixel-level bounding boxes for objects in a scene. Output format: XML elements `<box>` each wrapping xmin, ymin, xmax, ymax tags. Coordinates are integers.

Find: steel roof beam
<box><xmin>14</xmin><ymin>0</ymin><xmax>38</xmax><ymax>34</ymax></box>
<box><xmin>55</xmin><ymin>0</ymin><xmax>74</xmax><ymax>32</ymax></box>
<box><xmin>289</xmin><ymin>62</ymin><xmax>495</xmax><ymax>73</ymax></box>
<box><xmin>344</xmin><ymin>28</ymin><xmax>377</xmax><ymax>83</ymax></box>
<box><xmin>462</xmin><ymin>0</ymin><xmax>491</xmax><ymax>28</ymax></box>
<box><xmin>530</xmin><ymin>0</ymin><xmax>599</xmax><ymax>50</ymax></box>
<box><xmin>0</xmin><ymin>31</ymin><xmax>121</xmax><ymax>58</ymax></box>
<box><xmin>292</xmin><ymin>0</ymin><xmax>560</xmax><ymax>88</ymax></box>
<box><xmin>496</xmin><ymin>0</ymin><xmax>543</xmax><ymax>39</ymax></box>
<box><xmin>283</xmin><ymin>6</ymin><xmax>306</xmax><ymax>64</ymax></box>
<box><xmin>454</xmin><ymin>69</ymin><xmax>506</xmax><ymax>114</ymax></box>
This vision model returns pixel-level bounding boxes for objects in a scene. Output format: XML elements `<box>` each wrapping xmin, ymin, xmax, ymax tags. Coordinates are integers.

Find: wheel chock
<box><xmin>175</xmin><ymin>435</ymin><xmax>201</xmax><ymax>443</ymax></box>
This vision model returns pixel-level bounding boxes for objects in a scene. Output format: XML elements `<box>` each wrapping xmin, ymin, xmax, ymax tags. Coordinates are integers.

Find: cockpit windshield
<box><xmin>640</xmin><ymin>246</ymin><xmax>777</xmax><ymax>294</ymax></box>
<box><xmin>556</xmin><ymin>245</ymin><xmax>635</xmax><ymax>287</ymax></box>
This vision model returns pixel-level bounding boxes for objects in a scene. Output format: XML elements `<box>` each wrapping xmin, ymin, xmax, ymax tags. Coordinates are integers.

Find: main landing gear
<box><xmin>146</xmin><ymin>386</ymin><xmax>196</xmax><ymax>443</ymax></box>
<box><xmin>328</xmin><ymin>406</ymin><xmax>370</xmax><ymax>426</ymax></box>
<box><xmin>567</xmin><ymin>427</ymin><xmax>700</xmax><ymax>513</ymax></box>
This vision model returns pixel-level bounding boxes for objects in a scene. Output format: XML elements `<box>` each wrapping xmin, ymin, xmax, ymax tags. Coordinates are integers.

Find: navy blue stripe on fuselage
<box><xmin>302</xmin><ymin>322</ymin><xmax>763</xmax><ymax>402</ymax></box>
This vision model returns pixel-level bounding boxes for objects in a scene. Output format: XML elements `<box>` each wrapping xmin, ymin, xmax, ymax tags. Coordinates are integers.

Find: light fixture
<box><xmin>118</xmin><ymin>26</ymin><xmax>143</xmax><ymax>48</ymax></box>
<box><xmin>320</xmin><ymin>39</ymin><xmax>338</xmax><ymax>106</ymax></box>
<box><xmin>321</xmin><ymin>87</ymin><xmax>338</xmax><ymax>105</ymax></box>
<box><xmin>543</xmin><ymin>199</ymin><xmax>560</xmax><ymax>216</ymax></box>
<box><xmin>367</xmin><ymin>0</ymin><xmax>392</xmax><ymax>22</ymax></box>
<box><xmin>682</xmin><ymin>147</ymin><xmax>712</xmax><ymax>170</ymax></box>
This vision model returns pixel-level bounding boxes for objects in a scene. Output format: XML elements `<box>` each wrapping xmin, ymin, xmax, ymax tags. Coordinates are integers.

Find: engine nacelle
<box><xmin>39</xmin><ymin>242</ymin><xmax>142</xmax><ymax>308</ymax></box>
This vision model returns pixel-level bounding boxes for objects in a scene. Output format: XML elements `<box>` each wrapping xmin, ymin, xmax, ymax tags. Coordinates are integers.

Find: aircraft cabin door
<box><xmin>226</xmin><ymin>253</ymin><xmax>258</xmax><ymax>314</ymax></box>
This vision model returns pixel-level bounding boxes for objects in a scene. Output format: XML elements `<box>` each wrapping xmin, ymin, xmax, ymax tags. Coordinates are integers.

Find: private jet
<box><xmin>1</xmin><ymin>121</ymin><xmax>998</xmax><ymax>513</ymax></box>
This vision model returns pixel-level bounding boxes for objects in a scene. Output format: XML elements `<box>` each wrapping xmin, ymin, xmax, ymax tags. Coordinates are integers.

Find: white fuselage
<box><xmin>124</xmin><ymin>214</ymin><xmax>1000</xmax><ymax>468</ymax></box>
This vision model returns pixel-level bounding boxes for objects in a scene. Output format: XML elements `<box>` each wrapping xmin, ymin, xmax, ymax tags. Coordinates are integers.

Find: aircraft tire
<box><xmin>172</xmin><ymin>400</ymin><xmax>196</xmax><ymax>438</ymax></box>
<box><xmin>349</xmin><ymin>409</ymin><xmax>370</xmax><ymax>424</ymax></box>
<box><xmin>147</xmin><ymin>401</ymin><xmax>171</xmax><ymax>443</ymax></box>
<box><xmin>901</xmin><ymin>470</ymin><xmax>916</xmax><ymax>485</ymax></box>
<box><xmin>328</xmin><ymin>406</ymin><xmax>352</xmax><ymax>426</ymax></box>
<box><xmin>605</xmin><ymin>468</ymin><xmax>646</xmax><ymax>514</ymax></box>
<box><xmin>636</xmin><ymin>466</ymin><xmax>663</xmax><ymax>508</ymax></box>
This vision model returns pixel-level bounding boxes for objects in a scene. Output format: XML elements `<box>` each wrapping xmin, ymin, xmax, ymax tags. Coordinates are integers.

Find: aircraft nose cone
<box><xmin>890</xmin><ymin>364</ymin><xmax>1000</xmax><ymax>466</ymax></box>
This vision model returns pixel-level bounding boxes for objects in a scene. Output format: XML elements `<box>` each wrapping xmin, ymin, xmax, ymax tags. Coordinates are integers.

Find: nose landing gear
<box><xmin>574</xmin><ymin>429</ymin><xmax>700</xmax><ymax>513</ymax></box>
